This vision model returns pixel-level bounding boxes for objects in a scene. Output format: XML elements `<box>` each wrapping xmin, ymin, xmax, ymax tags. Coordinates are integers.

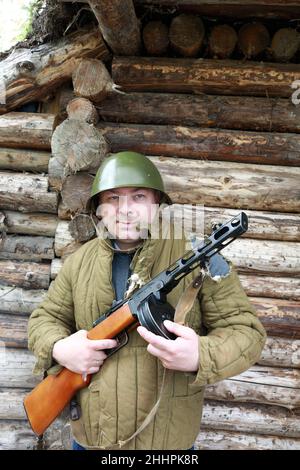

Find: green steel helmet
<box><xmin>87</xmin><ymin>151</ymin><xmax>172</xmax><ymax>212</ymax></box>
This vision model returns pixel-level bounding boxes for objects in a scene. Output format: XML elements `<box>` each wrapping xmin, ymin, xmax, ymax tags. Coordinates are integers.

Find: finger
<box><xmin>137</xmin><ymin>326</ymin><xmax>171</xmax><ymax>351</ymax></box>
<box><xmin>86</xmin><ymin>366</ymin><xmax>100</xmax><ymax>375</ymax></box>
<box><xmin>89</xmin><ymin>339</ymin><xmax>118</xmax><ymax>350</ymax></box>
<box><xmin>163</xmin><ymin>320</ymin><xmax>194</xmax><ymax>338</ymax></box>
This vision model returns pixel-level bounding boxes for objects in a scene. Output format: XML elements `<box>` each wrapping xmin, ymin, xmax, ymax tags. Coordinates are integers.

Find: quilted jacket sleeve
<box><xmin>192</xmin><ymin>263</ymin><xmax>266</xmax><ymax>387</ymax></box>
<box><xmin>28</xmin><ymin>255</ymin><xmax>76</xmax><ymax>375</ymax></box>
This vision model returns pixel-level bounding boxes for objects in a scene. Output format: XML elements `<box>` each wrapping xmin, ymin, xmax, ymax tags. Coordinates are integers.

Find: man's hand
<box><xmin>52</xmin><ymin>330</ymin><xmax>118</xmax><ymax>375</ymax></box>
<box><xmin>137</xmin><ymin>320</ymin><xmax>199</xmax><ymax>372</ymax></box>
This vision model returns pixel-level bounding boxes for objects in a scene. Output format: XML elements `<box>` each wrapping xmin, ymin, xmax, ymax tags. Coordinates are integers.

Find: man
<box><xmin>28</xmin><ymin>151</ymin><xmax>266</xmax><ymax>450</ymax></box>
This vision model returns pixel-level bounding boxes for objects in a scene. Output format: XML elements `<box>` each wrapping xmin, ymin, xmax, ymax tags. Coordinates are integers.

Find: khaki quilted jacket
<box><xmin>28</xmin><ymin>229</ymin><xmax>266</xmax><ymax>450</ymax></box>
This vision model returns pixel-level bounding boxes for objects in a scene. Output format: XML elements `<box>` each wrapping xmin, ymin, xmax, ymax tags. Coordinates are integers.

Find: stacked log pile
<box><xmin>1</xmin><ymin>0</ymin><xmax>299</xmax><ymax>451</ymax></box>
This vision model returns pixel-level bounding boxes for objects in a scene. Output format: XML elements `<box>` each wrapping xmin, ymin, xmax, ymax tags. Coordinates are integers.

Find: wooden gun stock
<box><xmin>24</xmin><ymin>302</ymin><xmax>135</xmax><ymax>436</ymax></box>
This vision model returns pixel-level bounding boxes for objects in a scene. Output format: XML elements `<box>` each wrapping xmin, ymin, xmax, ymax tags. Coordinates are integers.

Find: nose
<box><xmin>118</xmin><ymin>195</ymin><xmax>132</xmax><ymax>215</ymax></box>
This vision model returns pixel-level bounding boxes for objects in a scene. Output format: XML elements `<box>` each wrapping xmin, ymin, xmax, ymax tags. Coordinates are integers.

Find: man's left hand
<box><xmin>137</xmin><ymin>320</ymin><xmax>199</xmax><ymax>372</ymax></box>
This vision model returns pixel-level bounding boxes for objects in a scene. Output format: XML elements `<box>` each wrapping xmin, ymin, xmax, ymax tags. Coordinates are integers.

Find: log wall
<box><xmin>0</xmin><ymin>1</ymin><xmax>299</xmax><ymax>451</ymax></box>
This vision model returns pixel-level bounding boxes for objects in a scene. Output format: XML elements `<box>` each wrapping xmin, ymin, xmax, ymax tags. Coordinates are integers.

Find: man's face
<box><xmin>97</xmin><ymin>187</ymin><xmax>160</xmax><ymax>247</ymax></box>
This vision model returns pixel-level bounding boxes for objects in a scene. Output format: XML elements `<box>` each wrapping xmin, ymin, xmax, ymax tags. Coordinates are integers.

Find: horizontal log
<box><xmin>0</xmin><ymin>148</ymin><xmax>50</xmax><ymax>172</ymax></box>
<box><xmin>0</xmin><ymin>172</ymin><xmax>58</xmax><ymax>214</ymax></box>
<box><xmin>98</xmin><ymin>122</ymin><xmax>300</xmax><ymax>166</ymax></box>
<box><xmin>202</xmin><ymin>401</ymin><xmax>300</xmax><ymax>438</ymax></box>
<box><xmin>56</xmin><ymin>157</ymin><xmax>300</xmax><ymax>214</ymax></box>
<box><xmin>50</xmin><ymin>258</ymin><xmax>63</xmax><ymax>279</ymax></box>
<box><xmin>0</xmin><ymin>260</ymin><xmax>50</xmax><ymax>290</ymax></box>
<box><xmin>253</xmin><ymin>297</ymin><xmax>300</xmax><ymax>339</ymax></box>
<box><xmin>0</xmin><ymin>348</ymin><xmax>40</xmax><ymax>388</ymax></box>
<box><xmin>112</xmin><ymin>56</ymin><xmax>300</xmax><ymax>98</ymax></box>
<box><xmin>96</xmin><ymin>92</ymin><xmax>300</xmax><ymax>134</ymax></box>
<box><xmin>153</xmin><ymin>157</ymin><xmax>300</xmax><ymax>212</ymax></box>
<box><xmin>134</xmin><ymin>1</ymin><xmax>300</xmax><ymax>20</ymax></box>
<box><xmin>0</xmin><ymin>113</ymin><xmax>54</xmax><ymax>150</ymax></box>
<box><xmin>0</xmin><ymin>418</ymin><xmax>70</xmax><ymax>450</ymax></box>
<box><xmin>0</xmin><ymin>286</ymin><xmax>47</xmax><ymax>314</ymax></box>
<box><xmin>54</xmin><ymin>221</ymin><xmax>83</xmax><ymax>258</ymax></box>
<box><xmin>259</xmin><ymin>337</ymin><xmax>300</xmax><ymax>369</ymax></box>
<box><xmin>0</xmin><ymin>388</ymin><xmax>30</xmax><ymax>420</ymax></box>
<box><xmin>201</xmin><ymin>207</ymin><xmax>300</xmax><ymax>243</ymax></box>
<box><xmin>240</xmin><ymin>274</ymin><xmax>300</xmax><ymax>301</ymax></box>
<box><xmin>196</xmin><ymin>429</ymin><xmax>300</xmax><ymax>450</ymax></box>
<box><xmin>0</xmin><ymin>29</ymin><xmax>110</xmax><ymax>114</ymax></box>
<box><xmin>205</xmin><ymin>366</ymin><xmax>300</xmax><ymax>409</ymax></box>
<box><xmin>222</xmin><ymin>238</ymin><xmax>299</xmax><ymax>276</ymax></box>
<box><xmin>2</xmin><ymin>336</ymin><xmax>298</xmax><ymax>392</ymax></box>
<box><xmin>0</xmin><ymin>315</ymin><xmax>28</xmax><ymax>348</ymax></box>
<box><xmin>0</xmin><ymin>235</ymin><xmax>54</xmax><ymax>261</ymax></box>
<box><xmin>0</xmin><ymin>211</ymin><xmax>58</xmax><ymax>237</ymax></box>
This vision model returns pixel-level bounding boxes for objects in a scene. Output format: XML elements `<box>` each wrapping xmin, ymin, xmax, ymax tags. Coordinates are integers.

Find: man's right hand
<box><xmin>52</xmin><ymin>330</ymin><xmax>118</xmax><ymax>375</ymax></box>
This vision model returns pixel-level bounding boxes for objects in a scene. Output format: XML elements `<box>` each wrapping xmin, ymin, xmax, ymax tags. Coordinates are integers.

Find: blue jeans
<box><xmin>72</xmin><ymin>440</ymin><xmax>86</xmax><ymax>450</ymax></box>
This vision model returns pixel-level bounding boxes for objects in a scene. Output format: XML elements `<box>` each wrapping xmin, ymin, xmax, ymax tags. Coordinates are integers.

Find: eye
<box><xmin>134</xmin><ymin>193</ymin><xmax>146</xmax><ymax>200</ymax></box>
<box><xmin>108</xmin><ymin>195</ymin><xmax>119</xmax><ymax>201</ymax></box>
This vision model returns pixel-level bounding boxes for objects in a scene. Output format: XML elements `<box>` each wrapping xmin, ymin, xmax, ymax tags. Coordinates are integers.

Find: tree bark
<box><xmin>0</xmin><ymin>148</ymin><xmax>50</xmax><ymax>173</ymax></box>
<box><xmin>0</xmin><ymin>260</ymin><xmax>50</xmax><ymax>290</ymax></box>
<box><xmin>202</xmin><ymin>401</ymin><xmax>300</xmax><ymax>438</ymax></box>
<box><xmin>254</xmin><ymin>297</ymin><xmax>300</xmax><ymax>339</ymax></box>
<box><xmin>0</xmin><ymin>172</ymin><xmax>58</xmax><ymax>214</ymax></box>
<box><xmin>134</xmin><ymin>1</ymin><xmax>300</xmax><ymax>20</ymax></box>
<box><xmin>0</xmin><ymin>113</ymin><xmax>54</xmax><ymax>149</ymax></box>
<box><xmin>54</xmin><ymin>221</ymin><xmax>83</xmax><ymax>258</ymax></box>
<box><xmin>95</xmin><ymin>92</ymin><xmax>300</xmax><ymax>134</ymax></box>
<box><xmin>0</xmin><ymin>211</ymin><xmax>58</xmax><ymax>237</ymax></box>
<box><xmin>0</xmin><ymin>286</ymin><xmax>47</xmax><ymax>315</ymax></box>
<box><xmin>0</xmin><ymin>29</ymin><xmax>110</xmax><ymax>114</ymax></box>
<box><xmin>239</xmin><ymin>274</ymin><xmax>300</xmax><ymax>301</ymax></box>
<box><xmin>52</xmin><ymin>157</ymin><xmax>300</xmax><ymax>213</ymax></box>
<box><xmin>98</xmin><ymin>122</ymin><xmax>300</xmax><ymax>166</ymax></box>
<box><xmin>0</xmin><ymin>314</ymin><xmax>28</xmax><ymax>348</ymax></box>
<box><xmin>205</xmin><ymin>366</ymin><xmax>300</xmax><ymax>409</ymax></box>
<box><xmin>152</xmin><ymin>157</ymin><xmax>300</xmax><ymax>212</ymax></box>
<box><xmin>112</xmin><ymin>56</ymin><xmax>300</xmax><ymax>97</ymax></box>
<box><xmin>0</xmin><ymin>235</ymin><xmax>54</xmax><ymax>262</ymax></box>
<box><xmin>223</xmin><ymin>238</ymin><xmax>299</xmax><ymax>276</ymax></box>
<box><xmin>196</xmin><ymin>429</ymin><xmax>300</xmax><ymax>450</ymax></box>
<box><xmin>88</xmin><ymin>0</ymin><xmax>141</xmax><ymax>55</ymax></box>
<box><xmin>259</xmin><ymin>337</ymin><xmax>300</xmax><ymax>369</ymax></box>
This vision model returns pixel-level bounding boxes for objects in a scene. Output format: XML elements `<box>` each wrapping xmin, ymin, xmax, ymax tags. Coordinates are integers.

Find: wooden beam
<box><xmin>98</xmin><ymin>122</ymin><xmax>300</xmax><ymax>166</ymax></box>
<box><xmin>112</xmin><ymin>56</ymin><xmax>300</xmax><ymax>98</ymax></box>
<box><xmin>0</xmin><ymin>172</ymin><xmax>58</xmax><ymax>214</ymax></box>
<box><xmin>0</xmin><ymin>235</ymin><xmax>54</xmax><ymax>262</ymax></box>
<box><xmin>0</xmin><ymin>113</ymin><xmax>54</xmax><ymax>150</ymax></box>
<box><xmin>0</xmin><ymin>148</ymin><xmax>50</xmax><ymax>172</ymax></box>
<box><xmin>88</xmin><ymin>0</ymin><xmax>141</xmax><ymax>55</ymax></box>
<box><xmin>205</xmin><ymin>366</ymin><xmax>300</xmax><ymax>409</ymax></box>
<box><xmin>0</xmin><ymin>211</ymin><xmax>58</xmax><ymax>237</ymax></box>
<box><xmin>202</xmin><ymin>401</ymin><xmax>300</xmax><ymax>438</ymax></box>
<box><xmin>0</xmin><ymin>29</ymin><xmax>110</xmax><ymax>114</ymax></box>
<box><xmin>95</xmin><ymin>92</ymin><xmax>300</xmax><ymax>134</ymax></box>
<box><xmin>0</xmin><ymin>260</ymin><xmax>51</xmax><ymax>290</ymax></box>
<box><xmin>134</xmin><ymin>1</ymin><xmax>300</xmax><ymax>20</ymax></box>
<box><xmin>196</xmin><ymin>429</ymin><xmax>300</xmax><ymax>450</ymax></box>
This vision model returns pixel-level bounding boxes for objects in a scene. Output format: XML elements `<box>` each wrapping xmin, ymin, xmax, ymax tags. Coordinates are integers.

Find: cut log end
<box><xmin>169</xmin><ymin>14</ymin><xmax>205</xmax><ymax>57</ymax></box>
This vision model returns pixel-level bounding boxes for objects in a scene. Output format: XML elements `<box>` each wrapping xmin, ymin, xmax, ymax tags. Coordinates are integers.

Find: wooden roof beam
<box><xmin>88</xmin><ymin>0</ymin><xmax>141</xmax><ymax>55</ymax></box>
